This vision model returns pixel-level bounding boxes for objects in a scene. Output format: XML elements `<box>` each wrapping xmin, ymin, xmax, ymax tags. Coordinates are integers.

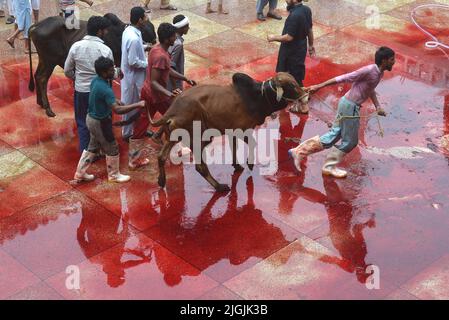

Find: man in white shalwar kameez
<box><xmin>121</xmin><ymin>7</ymin><xmax>149</xmax><ymax>142</ymax></box>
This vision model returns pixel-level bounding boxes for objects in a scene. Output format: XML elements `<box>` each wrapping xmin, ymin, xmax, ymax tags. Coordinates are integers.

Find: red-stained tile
<box><xmin>224</xmin><ymin>236</ymin><xmax>396</xmax><ymax>299</ymax></box>
<box><xmin>46</xmin><ymin>233</ymin><xmax>218</xmax><ymax>300</ymax></box>
<box><xmin>6</xmin><ymin>281</ymin><xmax>64</xmax><ymax>300</ymax></box>
<box><xmin>145</xmin><ymin>170</ymin><xmax>301</xmax><ymax>283</ymax></box>
<box><xmin>0</xmin><ymin>151</ymin><xmax>71</xmax><ymax>218</ymax></box>
<box><xmin>75</xmin><ymin>157</ymin><xmax>184</xmax><ymax>231</ymax></box>
<box><xmin>198</xmin><ymin>285</ymin><xmax>243</xmax><ymax>300</ymax></box>
<box><xmin>0</xmin><ymin>94</ymin><xmax>76</xmax><ymax>149</ymax></box>
<box><xmin>0</xmin><ymin>190</ymin><xmax>140</xmax><ymax>279</ymax></box>
<box><xmin>0</xmin><ymin>250</ymin><xmax>40</xmax><ymax>299</ymax></box>
<box><xmin>401</xmin><ymin>254</ymin><xmax>449</xmax><ymax>300</ymax></box>
<box><xmin>0</xmin><ymin>139</ymin><xmax>14</xmax><ymax>157</ymax></box>
<box><xmin>185</xmin><ymin>30</ymin><xmax>277</xmax><ymax>70</ymax></box>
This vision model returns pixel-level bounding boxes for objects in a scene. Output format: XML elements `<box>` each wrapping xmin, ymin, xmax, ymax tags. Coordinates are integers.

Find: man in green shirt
<box><xmin>74</xmin><ymin>57</ymin><xmax>146</xmax><ymax>183</ymax></box>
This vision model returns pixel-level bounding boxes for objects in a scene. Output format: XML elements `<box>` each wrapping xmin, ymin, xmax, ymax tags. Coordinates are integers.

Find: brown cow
<box><xmin>151</xmin><ymin>72</ymin><xmax>308</xmax><ymax>192</ymax></box>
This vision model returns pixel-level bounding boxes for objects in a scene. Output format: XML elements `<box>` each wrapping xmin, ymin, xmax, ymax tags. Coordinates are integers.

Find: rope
<box><xmin>411</xmin><ymin>4</ymin><xmax>449</xmax><ymax>59</ymax></box>
<box><xmin>313</xmin><ymin>94</ymin><xmax>385</xmax><ymax>137</ymax></box>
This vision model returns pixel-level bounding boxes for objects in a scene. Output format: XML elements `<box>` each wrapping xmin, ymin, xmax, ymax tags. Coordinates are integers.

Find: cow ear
<box><xmin>276</xmin><ymin>86</ymin><xmax>284</xmax><ymax>102</ymax></box>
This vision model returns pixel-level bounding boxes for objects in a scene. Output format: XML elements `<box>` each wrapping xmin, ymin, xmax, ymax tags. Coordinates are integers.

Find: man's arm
<box><xmin>308</xmin><ymin>66</ymin><xmax>370</xmax><ymax>93</ymax></box>
<box><xmin>267</xmin><ymin>34</ymin><xmax>294</xmax><ymax>43</ymax></box>
<box><xmin>170</xmin><ymin>43</ymin><xmax>182</xmax><ymax>71</ymax></box>
<box><xmin>112</xmin><ymin>100</ymin><xmax>146</xmax><ymax>114</ymax></box>
<box><xmin>370</xmin><ymin>91</ymin><xmax>386</xmax><ymax>116</ymax></box>
<box><xmin>128</xmin><ymin>39</ymin><xmax>148</xmax><ymax>69</ymax></box>
<box><xmin>307</xmin><ymin>78</ymin><xmax>338</xmax><ymax>93</ymax></box>
<box><xmin>64</xmin><ymin>48</ymin><xmax>76</xmax><ymax>80</ymax></box>
<box><xmin>169</xmin><ymin>68</ymin><xmax>196</xmax><ymax>86</ymax></box>
<box><xmin>308</xmin><ymin>28</ymin><xmax>315</xmax><ymax>57</ymax></box>
<box><xmin>151</xmin><ymin>68</ymin><xmax>176</xmax><ymax>98</ymax></box>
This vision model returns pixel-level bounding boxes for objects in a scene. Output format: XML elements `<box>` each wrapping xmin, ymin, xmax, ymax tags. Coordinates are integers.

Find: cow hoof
<box><xmin>233</xmin><ymin>164</ymin><xmax>244</xmax><ymax>172</ymax></box>
<box><xmin>45</xmin><ymin>108</ymin><xmax>56</xmax><ymax>117</ymax></box>
<box><xmin>158</xmin><ymin>175</ymin><xmax>166</xmax><ymax>188</ymax></box>
<box><xmin>215</xmin><ymin>184</ymin><xmax>230</xmax><ymax>192</ymax></box>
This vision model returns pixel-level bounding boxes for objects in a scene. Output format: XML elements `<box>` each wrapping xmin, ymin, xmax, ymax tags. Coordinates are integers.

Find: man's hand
<box><xmin>143</xmin><ymin>43</ymin><xmax>153</xmax><ymax>52</ymax></box>
<box><xmin>116</xmin><ymin>99</ymin><xmax>124</xmax><ymax>106</ymax></box>
<box><xmin>306</xmin><ymin>84</ymin><xmax>322</xmax><ymax>94</ymax></box>
<box><xmin>377</xmin><ymin>108</ymin><xmax>387</xmax><ymax>117</ymax></box>
<box><xmin>186</xmin><ymin>79</ymin><xmax>197</xmax><ymax>86</ymax></box>
<box><xmin>172</xmin><ymin>88</ymin><xmax>182</xmax><ymax>97</ymax></box>
<box><xmin>137</xmin><ymin>100</ymin><xmax>146</xmax><ymax>108</ymax></box>
<box><xmin>308</xmin><ymin>46</ymin><xmax>316</xmax><ymax>57</ymax></box>
<box><xmin>267</xmin><ymin>34</ymin><xmax>276</xmax><ymax>42</ymax></box>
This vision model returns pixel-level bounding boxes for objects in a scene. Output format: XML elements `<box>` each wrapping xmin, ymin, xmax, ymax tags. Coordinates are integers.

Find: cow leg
<box><xmin>37</xmin><ymin>64</ymin><xmax>56</xmax><ymax>117</ymax></box>
<box><xmin>231</xmin><ymin>136</ymin><xmax>244</xmax><ymax>172</ymax></box>
<box><xmin>157</xmin><ymin>140</ymin><xmax>177</xmax><ymax>188</ymax></box>
<box><xmin>245</xmin><ymin>135</ymin><xmax>256</xmax><ymax>171</ymax></box>
<box><xmin>196</xmin><ymin>143</ymin><xmax>230</xmax><ymax>192</ymax></box>
<box><xmin>34</xmin><ymin>61</ymin><xmax>45</xmax><ymax>107</ymax></box>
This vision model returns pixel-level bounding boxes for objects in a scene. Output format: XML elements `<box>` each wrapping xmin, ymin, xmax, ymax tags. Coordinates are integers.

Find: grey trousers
<box><xmin>86</xmin><ymin>114</ymin><xmax>119</xmax><ymax>156</ymax></box>
<box><xmin>319</xmin><ymin>96</ymin><xmax>361</xmax><ymax>154</ymax></box>
<box><xmin>256</xmin><ymin>0</ymin><xmax>278</xmax><ymax>14</ymax></box>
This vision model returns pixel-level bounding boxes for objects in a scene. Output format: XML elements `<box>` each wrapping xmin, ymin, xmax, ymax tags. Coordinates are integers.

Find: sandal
<box><xmin>160</xmin><ymin>4</ymin><xmax>177</xmax><ymax>10</ymax></box>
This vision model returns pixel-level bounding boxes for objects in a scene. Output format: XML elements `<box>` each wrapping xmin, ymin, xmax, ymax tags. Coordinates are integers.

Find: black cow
<box><xmin>28</xmin><ymin>13</ymin><xmax>156</xmax><ymax>117</ymax></box>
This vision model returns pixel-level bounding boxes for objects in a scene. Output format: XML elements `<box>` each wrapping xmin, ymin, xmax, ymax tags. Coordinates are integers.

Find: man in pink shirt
<box><xmin>289</xmin><ymin>46</ymin><xmax>395</xmax><ymax>178</ymax></box>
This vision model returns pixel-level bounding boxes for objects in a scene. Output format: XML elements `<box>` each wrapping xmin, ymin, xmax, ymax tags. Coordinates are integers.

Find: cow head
<box><xmin>272</xmin><ymin>72</ymin><xmax>308</xmax><ymax>104</ymax></box>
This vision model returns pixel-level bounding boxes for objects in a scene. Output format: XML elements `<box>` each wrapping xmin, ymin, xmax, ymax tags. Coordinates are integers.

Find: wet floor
<box><xmin>0</xmin><ymin>0</ymin><xmax>449</xmax><ymax>300</ymax></box>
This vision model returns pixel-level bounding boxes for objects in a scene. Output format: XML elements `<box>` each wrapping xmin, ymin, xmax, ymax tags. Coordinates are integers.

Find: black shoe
<box><xmin>257</xmin><ymin>13</ymin><xmax>266</xmax><ymax>21</ymax></box>
<box><xmin>267</xmin><ymin>12</ymin><xmax>282</xmax><ymax>20</ymax></box>
<box><xmin>6</xmin><ymin>16</ymin><xmax>15</xmax><ymax>24</ymax></box>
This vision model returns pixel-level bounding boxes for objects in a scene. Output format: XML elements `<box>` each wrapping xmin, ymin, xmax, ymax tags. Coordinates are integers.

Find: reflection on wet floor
<box><xmin>1</xmin><ymin>0</ymin><xmax>449</xmax><ymax>300</ymax></box>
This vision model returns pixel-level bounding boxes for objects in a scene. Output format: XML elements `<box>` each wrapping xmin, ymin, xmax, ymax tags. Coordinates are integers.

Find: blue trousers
<box><xmin>256</xmin><ymin>0</ymin><xmax>278</xmax><ymax>14</ymax></box>
<box><xmin>74</xmin><ymin>91</ymin><xmax>91</xmax><ymax>153</ymax></box>
<box><xmin>320</xmin><ymin>96</ymin><xmax>360</xmax><ymax>154</ymax></box>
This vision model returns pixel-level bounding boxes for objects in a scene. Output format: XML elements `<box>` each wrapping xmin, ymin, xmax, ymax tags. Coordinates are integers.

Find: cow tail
<box><xmin>28</xmin><ymin>26</ymin><xmax>35</xmax><ymax>92</ymax></box>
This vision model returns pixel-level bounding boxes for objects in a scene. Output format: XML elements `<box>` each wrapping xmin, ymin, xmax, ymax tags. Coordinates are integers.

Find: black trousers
<box><xmin>276</xmin><ymin>44</ymin><xmax>307</xmax><ymax>87</ymax></box>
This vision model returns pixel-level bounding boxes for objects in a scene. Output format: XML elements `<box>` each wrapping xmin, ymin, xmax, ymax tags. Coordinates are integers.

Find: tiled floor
<box><xmin>0</xmin><ymin>0</ymin><xmax>448</xmax><ymax>300</ymax></box>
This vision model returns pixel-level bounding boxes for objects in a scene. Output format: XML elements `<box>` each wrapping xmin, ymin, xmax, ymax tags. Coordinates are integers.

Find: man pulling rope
<box><xmin>288</xmin><ymin>47</ymin><xmax>395</xmax><ymax>178</ymax></box>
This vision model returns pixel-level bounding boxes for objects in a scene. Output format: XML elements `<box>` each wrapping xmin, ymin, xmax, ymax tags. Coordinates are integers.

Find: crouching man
<box><xmin>289</xmin><ymin>47</ymin><xmax>395</xmax><ymax>178</ymax></box>
<box><xmin>74</xmin><ymin>57</ymin><xmax>146</xmax><ymax>183</ymax></box>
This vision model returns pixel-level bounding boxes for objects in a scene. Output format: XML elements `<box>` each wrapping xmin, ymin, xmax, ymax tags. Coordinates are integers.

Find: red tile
<box><xmin>46</xmin><ymin>233</ymin><xmax>218</xmax><ymax>300</ymax></box>
<box><xmin>0</xmin><ymin>94</ymin><xmax>76</xmax><ymax>149</ymax></box>
<box><xmin>75</xmin><ymin>159</ymin><xmax>184</xmax><ymax>231</ymax></box>
<box><xmin>402</xmin><ymin>254</ymin><xmax>449</xmax><ymax>300</ymax></box>
<box><xmin>198</xmin><ymin>285</ymin><xmax>242</xmax><ymax>300</ymax></box>
<box><xmin>0</xmin><ymin>250</ymin><xmax>40</xmax><ymax>299</ymax></box>
<box><xmin>0</xmin><ymin>139</ymin><xmax>14</xmax><ymax>157</ymax></box>
<box><xmin>6</xmin><ymin>281</ymin><xmax>63</xmax><ymax>300</ymax></box>
<box><xmin>0</xmin><ymin>190</ymin><xmax>140</xmax><ymax>279</ymax></box>
<box><xmin>224</xmin><ymin>236</ymin><xmax>396</xmax><ymax>299</ymax></box>
<box><xmin>145</xmin><ymin>171</ymin><xmax>300</xmax><ymax>283</ymax></box>
<box><xmin>0</xmin><ymin>151</ymin><xmax>71</xmax><ymax>218</ymax></box>
<box><xmin>185</xmin><ymin>30</ymin><xmax>277</xmax><ymax>70</ymax></box>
